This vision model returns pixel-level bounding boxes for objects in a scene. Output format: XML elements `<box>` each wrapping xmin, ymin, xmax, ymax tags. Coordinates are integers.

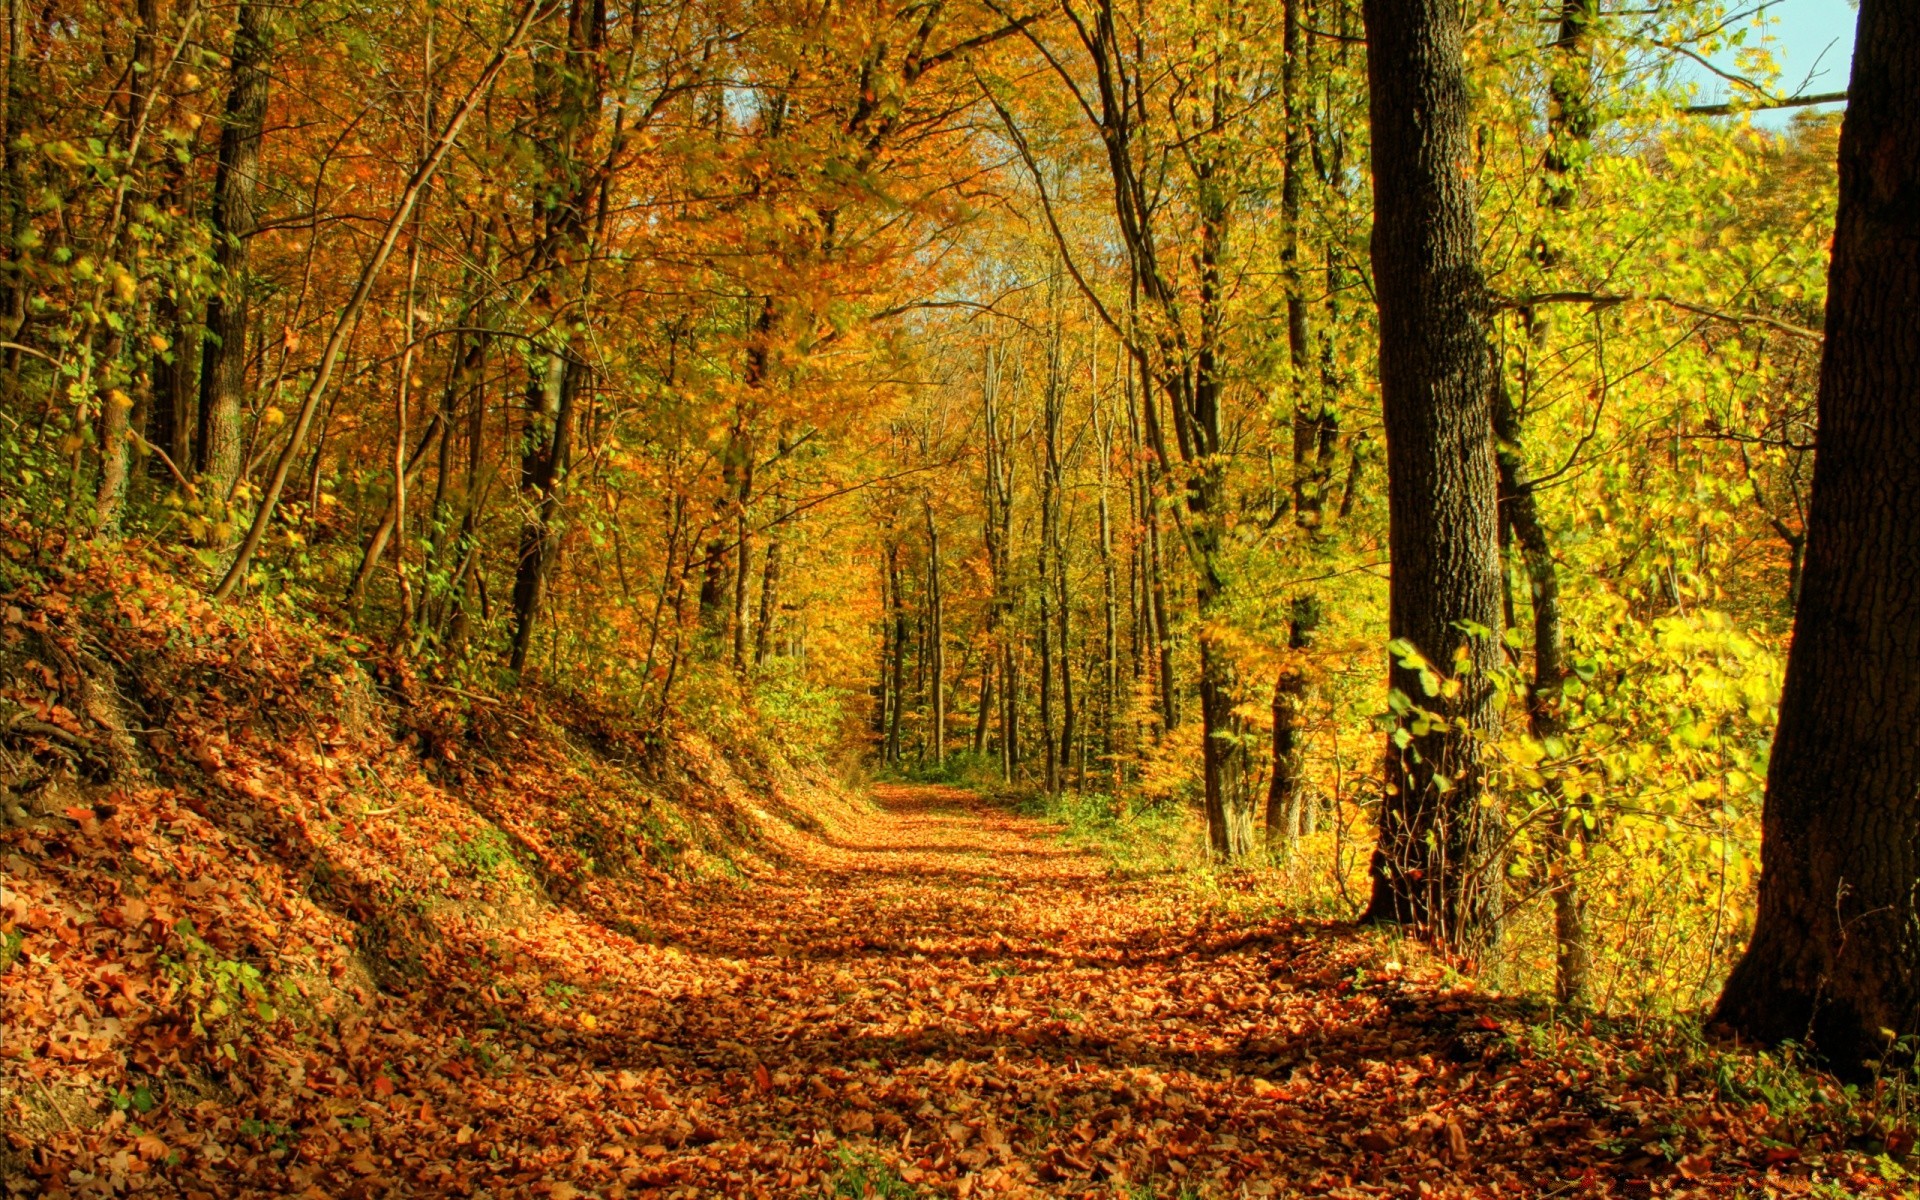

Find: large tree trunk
<box><xmin>1714</xmin><ymin>0</ymin><xmax>1920</xmax><ymax>1077</ymax></box>
<box><xmin>195</xmin><ymin>0</ymin><xmax>276</xmax><ymax>498</ymax></box>
<box><xmin>1359</xmin><ymin>0</ymin><xmax>1507</xmax><ymax>947</ymax></box>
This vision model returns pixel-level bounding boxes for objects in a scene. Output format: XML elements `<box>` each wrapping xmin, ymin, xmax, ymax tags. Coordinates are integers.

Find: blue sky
<box><xmin>1687</xmin><ymin>0</ymin><xmax>1858</xmax><ymax>125</ymax></box>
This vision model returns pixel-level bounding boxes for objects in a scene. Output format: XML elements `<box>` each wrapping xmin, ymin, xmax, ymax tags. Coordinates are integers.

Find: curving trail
<box><xmin>455</xmin><ymin>784</ymin><xmax>1801</xmax><ymax>1198</ymax></box>
<box><xmin>165</xmin><ymin>783</ymin><xmax>1882</xmax><ymax>1199</ymax></box>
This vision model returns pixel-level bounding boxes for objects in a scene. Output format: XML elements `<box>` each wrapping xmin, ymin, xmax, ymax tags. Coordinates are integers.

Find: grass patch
<box><xmin>1016</xmin><ymin>789</ymin><xmax>1195</xmax><ymax>876</ymax></box>
<box><xmin>827</xmin><ymin>1146</ymin><xmax>920</xmax><ymax>1198</ymax></box>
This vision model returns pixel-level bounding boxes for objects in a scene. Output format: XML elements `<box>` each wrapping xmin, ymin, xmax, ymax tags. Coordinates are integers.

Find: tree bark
<box><xmin>196</xmin><ymin>0</ymin><xmax>275</xmax><ymax>497</ymax></box>
<box><xmin>1715</xmin><ymin>0</ymin><xmax>1920</xmax><ymax>1077</ymax></box>
<box><xmin>1359</xmin><ymin>0</ymin><xmax>1507</xmax><ymax>947</ymax></box>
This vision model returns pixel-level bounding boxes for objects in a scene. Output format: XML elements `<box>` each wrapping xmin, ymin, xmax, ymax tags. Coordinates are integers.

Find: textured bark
<box><xmin>754</xmin><ymin>522</ymin><xmax>783</xmax><ymax>665</ymax></box>
<box><xmin>196</xmin><ymin>0</ymin><xmax>276</xmax><ymax>496</ymax></box>
<box><xmin>971</xmin><ymin>659</ymin><xmax>993</xmax><ymax>757</ymax></box>
<box><xmin>91</xmin><ymin>336</ymin><xmax>131</xmax><ymax>537</ymax></box>
<box><xmin>1359</xmin><ymin>0</ymin><xmax>1507</xmax><ymax>946</ymax></box>
<box><xmin>1714</xmin><ymin>0</ymin><xmax>1920</xmax><ymax>1076</ymax></box>
<box><xmin>1097</xmin><ymin>397</ymin><xmax>1120</xmax><ymax>782</ymax></box>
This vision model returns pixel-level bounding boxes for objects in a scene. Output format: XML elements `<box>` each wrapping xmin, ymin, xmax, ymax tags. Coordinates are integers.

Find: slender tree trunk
<box><xmin>1097</xmin><ymin>397</ymin><xmax>1120</xmax><ymax>784</ymax></box>
<box><xmin>1502</xmin><ymin>0</ymin><xmax>1595</xmax><ymax>1006</ymax></box>
<box><xmin>195</xmin><ymin>0</ymin><xmax>275</xmax><ymax>497</ymax></box>
<box><xmin>887</xmin><ymin>541</ymin><xmax>907</xmax><ymax>762</ymax></box>
<box><xmin>1145</xmin><ymin>480</ymin><xmax>1176</xmax><ymax>734</ymax></box>
<box><xmin>1715</xmin><ymin>0</ymin><xmax>1920</xmax><ymax>1076</ymax></box>
<box><xmin>1359</xmin><ymin>0</ymin><xmax>1507</xmax><ymax>947</ymax></box>
<box><xmin>754</xmin><ymin>523</ymin><xmax>783</xmax><ymax>665</ymax></box>
<box><xmin>732</xmin><ymin>499</ymin><xmax>752</xmax><ymax>674</ymax></box>
<box><xmin>1266</xmin><ymin>596</ymin><xmax>1321</xmax><ymax>856</ymax></box>
<box><xmin>509</xmin><ymin>353</ymin><xmax>582</xmax><ymax>671</ymax></box>
<box><xmin>926</xmin><ymin>502</ymin><xmax>944</xmax><ymax>763</ymax></box>
<box><xmin>875</xmin><ymin>556</ymin><xmax>892</xmax><ymax>747</ymax></box>
<box><xmin>1001</xmin><ymin>642</ymin><xmax>1019</xmax><ymax>782</ymax></box>
<box><xmin>149</xmin><ymin>287</ymin><xmax>197</xmax><ymax>480</ymax></box>
<box><xmin>1039</xmin><ymin>345</ymin><xmax>1061</xmax><ymax>793</ymax></box>
<box><xmin>505</xmin><ymin>0</ymin><xmax>607</xmax><ymax>661</ymax></box>
<box><xmin>92</xmin><ymin>336</ymin><xmax>131</xmax><ymax>536</ymax></box>
<box><xmin>971</xmin><ymin>656</ymin><xmax>993</xmax><ymax>757</ymax></box>
<box><xmin>347</xmin><ymin>412</ymin><xmax>447</xmax><ymax>613</ymax></box>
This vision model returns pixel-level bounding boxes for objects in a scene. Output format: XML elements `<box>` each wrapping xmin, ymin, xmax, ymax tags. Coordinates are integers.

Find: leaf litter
<box><xmin>1</xmin><ymin>551</ymin><xmax>1911</xmax><ymax>1198</ymax></box>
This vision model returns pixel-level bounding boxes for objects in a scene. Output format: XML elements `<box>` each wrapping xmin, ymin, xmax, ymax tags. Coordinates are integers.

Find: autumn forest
<box><xmin>4</xmin><ymin>0</ymin><xmax>1920</xmax><ymax>1195</ymax></box>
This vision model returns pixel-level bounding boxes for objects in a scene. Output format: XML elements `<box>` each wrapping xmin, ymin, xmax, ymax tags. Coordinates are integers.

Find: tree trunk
<box><xmin>196</xmin><ymin>0</ymin><xmax>275</xmax><ymax>498</ymax></box>
<box><xmin>149</xmin><ymin>288</ymin><xmax>197</xmax><ymax>481</ymax></box>
<box><xmin>1039</xmin><ymin>337</ymin><xmax>1062</xmax><ymax>793</ymax></box>
<box><xmin>754</xmin><ymin>521</ymin><xmax>783</xmax><ymax>665</ymax></box>
<box><xmin>887</xmin><ymin>541</ymin><xmax>908</xmax><ymax>763</ymax></box>
<box><xmin>1494</xmin><ymin>359</ymin><xmax>1585</xmax><ymax>1004</ymax></box>
<box><xmin>1502</xmin><ymin>0</ymin><xmax>1595</xmax><ymax>1007</ymax></box>
<box><xmin>1266</xmin><ymin>596</ymin><xmax>1321</xmax><ymax>856</ymax></box>
<box><xmin>508</xmin><ymin>353</ymin><xmax>582</xmax><ymax>671</ymax></box>
<box><xmin>505</xmin><ymin>0</ymin><xmax>607</xmax><ymax>663</ymax></box>
<box><xmin>1714</xmin><ymin>0</ymin><xmax>1920</xmax><ymax>1077</ymax></box>
<box><xmin>971</xmin><ymin>656</ymin><xmax>993</xmax><ymax>757</ymax></box>
<box><xmin>926</xmin><ymin>502</ymin><xmax>944</xmax><ymax>763</ymax></box>
<box><xmin>1097</xmin><ymin>393</ymin><xmax>1120</xmax><ymax>784</ymax></box>
<box><xmin>91</xmin><ymin>336</ymin><xmax>131</xmax><ymax>536</ymax></box>
<box><xmin>1359</xmin><ymin>0</ymin><xmax>1507</xmax><ymax>948</ymax></box>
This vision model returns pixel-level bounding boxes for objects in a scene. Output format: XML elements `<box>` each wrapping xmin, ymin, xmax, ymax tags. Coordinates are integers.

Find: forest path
<box><xmin>565</xmin><ymin>783</ymin><xmax>1640</xmax><ymax>1198</ymax></box>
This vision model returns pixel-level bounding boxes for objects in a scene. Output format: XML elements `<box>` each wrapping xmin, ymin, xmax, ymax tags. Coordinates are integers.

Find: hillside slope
<box><xmin>0</xmin><ymin>542</ymin><xmax>864</xmax><ymax>1195</ymax></box>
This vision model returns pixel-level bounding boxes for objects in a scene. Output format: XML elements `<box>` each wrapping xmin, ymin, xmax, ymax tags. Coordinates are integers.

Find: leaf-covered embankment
<box><xmin>0</xmin><ymin>538</ymin><xmax>864</xmax><ymax>1194</ymax></box>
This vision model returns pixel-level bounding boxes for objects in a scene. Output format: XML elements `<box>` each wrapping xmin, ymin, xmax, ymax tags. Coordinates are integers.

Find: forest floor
<box><xmin>345</xmin><ymin>781</ymin><xmax>1898</xmax><ymax>1200</ymax></box>
<box><xmin>10</xmin><ymin>739</ymin><xmax>1913</xmax><ymax>1200</ymax></box>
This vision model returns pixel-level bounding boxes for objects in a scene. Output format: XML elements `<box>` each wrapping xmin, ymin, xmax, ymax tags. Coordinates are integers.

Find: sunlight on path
<box><xmin>516</xmin><ymin>785</ymin><xmax>1631</xmax><ymax>1199</ymax></box>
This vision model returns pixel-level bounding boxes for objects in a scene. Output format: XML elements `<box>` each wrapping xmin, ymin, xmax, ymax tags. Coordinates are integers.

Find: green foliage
<box><xmin>161</xmin><ymin>918</ymin><xmax>288</xmax><ymax>1038</ymax></box>
<box><xmin>1019</xmin><ymin>789</ymin><xmax>1193</xmax><ymax>877</ymax></box>
<box><xmin>750</xmin><ymin>658</ymin><xmax>847</xmax><ymax>758</ymax></box>
<box><xmin>448</xmin><ymin>828</ymin><xmax>518</xmax><ymax>878</ymax></box>
<box><xmin>827</xmin><ymin>1146</ymin><xmax>920</xmax><ymax>1198</ymax></box>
